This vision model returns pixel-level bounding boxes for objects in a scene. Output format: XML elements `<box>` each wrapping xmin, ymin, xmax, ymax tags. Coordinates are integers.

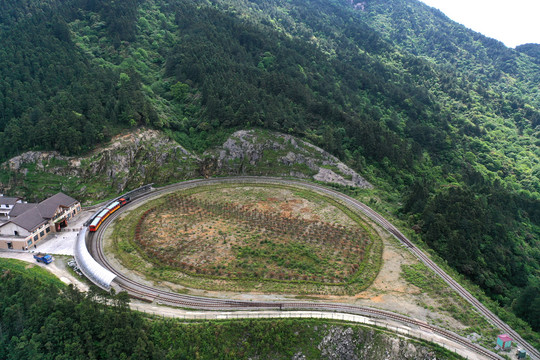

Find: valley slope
<box><xmin>0</xmin><ymin>0</ymin><xmax>538</xmax><ymax>339</ymax></box>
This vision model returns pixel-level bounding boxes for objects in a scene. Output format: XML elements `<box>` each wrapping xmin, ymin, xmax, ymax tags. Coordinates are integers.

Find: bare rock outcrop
<box><xmin>1</xmin><ymin>128</ymin><xmax>372</xmax><ymax>200</ymax></box>
<box><xmin>1</xmin><ymin>129</ymin><xmax>199</xmax><ymax>199</ymax></box>
<box><xmin>316</xmin><ymin>325</ymin><xmax>441</xmax><ymax>360</ymax></box>
<box><xmin>212</xmin><ymin>130</ymin><xmax>372</xmax><ymax>189</ymax></box>
<box><xmin>318</xmin><ymin>326</ymin><xmax>360</xmax><ymax>360</ymax></box>
<box><xmin>80</xmin><ymin>130</ymin><xmax>198</xmax><ymax>191</ymax></box>
<box><xmin>6</xmin><ymin>151</ymin><xmax>77</xmax><ymax>176</ymax></box>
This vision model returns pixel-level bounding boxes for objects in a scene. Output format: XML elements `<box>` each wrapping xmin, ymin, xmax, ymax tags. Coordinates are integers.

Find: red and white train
<box><xmin>89</xmin><ymin>197</ymin><xmax>130</xmax><ymax>232</ymax></box>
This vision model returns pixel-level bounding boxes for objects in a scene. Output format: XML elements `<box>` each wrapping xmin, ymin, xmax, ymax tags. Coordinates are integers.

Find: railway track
<box><xmin>89</xmin><ymin>177</ymin><xmax>538</xmax><ymax>359</ymax></box>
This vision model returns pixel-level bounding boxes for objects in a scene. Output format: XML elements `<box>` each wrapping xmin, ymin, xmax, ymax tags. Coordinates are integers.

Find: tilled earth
<box><xmin>136</xmin><ymin>189</ymin><xmax>371</xmax><ymax>284</ymax></box>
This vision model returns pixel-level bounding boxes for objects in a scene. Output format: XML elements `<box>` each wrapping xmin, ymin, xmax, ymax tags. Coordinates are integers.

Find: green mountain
<box><xmin>517</xmin><ymin>43</ymin><xmax>540</xmax><ymax>64</ymax></box>
<box><xmin>0</xmin><ymin>0</ymin><xmax>539</xmax><ymax>335</ymax></box>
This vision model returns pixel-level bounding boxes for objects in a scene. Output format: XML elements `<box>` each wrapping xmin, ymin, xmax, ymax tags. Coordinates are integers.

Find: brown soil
<box><xmin>193</xmin><ymin>186</ymin><xmax>356</xmax><ymax>226</ymax></box>
<box><xmin>135</xmin><ymin>192</ymin><xmax>370</xmax><ymax>284</ymax></box>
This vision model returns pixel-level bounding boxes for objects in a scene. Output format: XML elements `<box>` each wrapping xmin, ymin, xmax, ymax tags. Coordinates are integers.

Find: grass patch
<box><xmin>401</xmin><ymin>263</ymin><xmax>500</xmax><ymax>347</ymax></box>
<box><xmin>0</xmin><ymin>258</ymin><xmax>66</xmax><ymax>289</ymax></box>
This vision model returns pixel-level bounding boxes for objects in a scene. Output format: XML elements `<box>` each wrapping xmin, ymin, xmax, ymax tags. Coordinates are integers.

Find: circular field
<box><xmin>110</xmin><ymin>184</ymin><xmax>382</xmax><ymax>294</ymax></box>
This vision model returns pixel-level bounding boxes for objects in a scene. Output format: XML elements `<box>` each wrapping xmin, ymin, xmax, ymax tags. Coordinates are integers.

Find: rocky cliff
<box><xmin>209</xmin><ymin>129</ymin><xmax>372</xmax><ymax>189</ymax></box>
<box><xmin>1</xmin><ymin>129</ymin><xmax>199</xmax><ymax>201</ymax></box>
<box><xmin>0</xmin><ymin>128</ymin><xmax>371</xmax><ymax>202</ymax></box>
<box><xmin>296</xmin><ymin>324</ymin><xmax>455</xmax><ymax>360</ymax></box>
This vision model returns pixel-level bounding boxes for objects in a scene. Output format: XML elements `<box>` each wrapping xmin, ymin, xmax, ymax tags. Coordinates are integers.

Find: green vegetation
<box><xmin>0</xmin><ymin>163</ymin><xmax>84</xmax><ymax>202</ymax></box>
<box><xmin>0</xmin><ymin>129</ymin><xmax>200</xmax><ymax>203</ymax></box>
<box><xmin>148</xmin><ymin>319</ymin><xmax>465</xmax><ymax>360</ymax></box>
<box><xmin>0</xmin><ymin>258</ymin><xmax>145</xmax><ymax>359</ymax></box>
<box><xmin>139</xmin><ymin>193</ymin><xmax>368</xmax><ymax>283</ymax></box>
<box><xmin>0</xmin><ymin>0</ymin><xmax>538</xmax><ymax>335</ymax></box>
<box><xmin>0</xmin><ymin>258</ymin><xmax>464</xmax><ymax>359</ymax></box>
<box><xmin>0</xmin><ymin>258</ymin><xmax>66</xmax><ymax>289</ymax></box>
<box><xmin>111</xmin><ymin>184</ymin><xmax>382</xmax><ymax>295</ymax></box>
<box><xmin>401</xmin><ymin>263</ymin><xmax>499</xmax><ymax>346</ymax></box>
<box><xmin>0</xmin><ymin>1</ymin><xmax>157</xmax><ymax>158</ymax></box>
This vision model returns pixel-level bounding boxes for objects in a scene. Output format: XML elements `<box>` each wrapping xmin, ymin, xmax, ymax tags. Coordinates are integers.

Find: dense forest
<box><xmin>0</xmin><ymin>0</ymin><xmax>538</xmax><ymax>334</ymax></box>
<box><xmin>0</xmin><ymin>259</ymin><xmax>461</xmax><ymax>359</ymax></box>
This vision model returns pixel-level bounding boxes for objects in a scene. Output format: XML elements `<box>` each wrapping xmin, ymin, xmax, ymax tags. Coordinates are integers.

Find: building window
<box><xmin>46</xmin><ymin>227</ymin><xmax>50</xmax><ymax>233</ymax></box>
<box><xmin>27</xmin><ymin>239</ymin><xmax>32</xmax><ymax>245</ymax></box>
<box><xmin>33</xmin><ymin>235</ymin><xmax>38</xmax><ymax>242</ymax></box>
<box><xmin>40</xmin><ymin>231</ymin><xmax>45</xmax><ymax>237</ymax></box>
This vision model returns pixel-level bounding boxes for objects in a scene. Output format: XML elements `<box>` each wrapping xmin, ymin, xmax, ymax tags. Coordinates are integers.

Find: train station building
<box><xmin>0</xmin><ymin>193</ymin><xmax>81</xmax><ymax>250</ymax></box>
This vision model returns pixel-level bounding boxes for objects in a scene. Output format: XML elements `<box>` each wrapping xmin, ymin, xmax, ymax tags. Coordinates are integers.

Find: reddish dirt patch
<box><xmin>370</xmin><ymin>295</ymin><xmax>385</xmax><ymax>303</ymax></box>
<box><xmin>135</xmin><ymin>194</ymin><xmax>371</xmax><ymax>283</ymax></box>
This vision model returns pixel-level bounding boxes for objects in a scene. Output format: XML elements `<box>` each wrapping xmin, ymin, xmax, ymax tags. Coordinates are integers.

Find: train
<box><xmin>89</xmin><ymin>197</ymin><xmax>130</xmax><ymax>232</ymax></box>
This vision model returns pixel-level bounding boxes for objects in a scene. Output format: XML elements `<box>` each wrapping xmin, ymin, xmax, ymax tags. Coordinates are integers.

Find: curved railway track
<box><xmin>89</xmin><ymin>177</ymin><xmax>538</xmax><ymax>360</ymax></box>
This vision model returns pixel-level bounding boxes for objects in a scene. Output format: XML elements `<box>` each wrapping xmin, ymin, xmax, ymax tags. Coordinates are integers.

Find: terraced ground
<box><xmin>110</xmin><ymin>184</ymin><xmax>382</xmax><ymax>294</ymax></box>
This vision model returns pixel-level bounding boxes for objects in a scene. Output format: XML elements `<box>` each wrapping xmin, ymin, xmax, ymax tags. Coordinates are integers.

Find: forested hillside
<box><xmin>0</xmin><ymin>0</ymin><xmax>157</xmax><ymax>157</ymax></box>
<box><xmin>0</xmin><ymin>0</ymin><xmax>538</xmax><ymax>334</ymax></box>
<box><xmin>0</xmin><ymin>259</ymin><xmax>462</xmax><ymax>359</ymax></box>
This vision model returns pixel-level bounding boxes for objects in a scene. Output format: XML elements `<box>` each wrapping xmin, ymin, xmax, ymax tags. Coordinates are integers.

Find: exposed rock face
<box><xmin>1</xmin><ymin>128</ymin><xmax>372</xmax><ymax>200</ymax></box>
<box><xmin>211</xmin><ymin>130</ymin><xmax>372</xmax><ymax>189</ymax></box>
<box><xmin>80</xmin><ymin>130</ymin><xmax>198</xmax><ymax>191</ymax></box>
<box><xmin>1</xmin><ymin>129</ymin><xmax>199</xmax><ymax>199</ymax></box>
<box><xmin>218</xmin><ymin>130</ymin><xmax>270</xmax><ymax>165</ymax></box>
<box><xmin>7</xmin><ymin>151</ymin><xmax>75</xmax><ymax>175</ymax></box>
<box><xmin>346</xmin><ymin>0</ymin><xmax>366</xmax><ymax>11</ymax></box>
<box><xmin>318</xmin><ymin>326</ymin><xmax>360</xmax><ymax>360</ymax></box>
<box><xmin>316</xmin><ymin>325</ymin><xmax>442</xmax><ymax>360</ymax></box>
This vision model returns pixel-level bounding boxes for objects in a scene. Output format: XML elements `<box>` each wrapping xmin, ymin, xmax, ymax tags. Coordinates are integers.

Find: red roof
<box><xmin>498</xmin><ymin>334</ymin><xmax>512</xmax><ymax>342</ymax></box>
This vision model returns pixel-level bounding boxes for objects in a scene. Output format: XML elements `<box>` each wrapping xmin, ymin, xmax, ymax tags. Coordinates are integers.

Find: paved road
<box><xmin>0</xmin><ymin>251</ymin><xmax>88</xmax><ymax>291</ymax></box>
<box><xmin>20</xmin><ymin>209</ymin><xmax>94</xmax><ymax>256</ymax></box>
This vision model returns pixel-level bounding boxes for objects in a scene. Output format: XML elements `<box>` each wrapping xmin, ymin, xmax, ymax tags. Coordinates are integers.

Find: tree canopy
<box><xmin>0</xmin><ymin>0</ymin><xmax>538</xmax><ymax>333</ymax></box>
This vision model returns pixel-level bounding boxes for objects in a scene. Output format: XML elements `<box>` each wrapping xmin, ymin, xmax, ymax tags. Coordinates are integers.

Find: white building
<box><xmin>0</xmin><ymin>195</ymin><xmax>22</xmax><ymax>217</ymax></box>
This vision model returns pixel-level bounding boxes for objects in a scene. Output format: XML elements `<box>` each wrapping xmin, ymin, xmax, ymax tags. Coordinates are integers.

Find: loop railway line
<box><xmin>88</xmin><ymin>177</ymin><xmax>538</xmax><ymax>360</ymax></box>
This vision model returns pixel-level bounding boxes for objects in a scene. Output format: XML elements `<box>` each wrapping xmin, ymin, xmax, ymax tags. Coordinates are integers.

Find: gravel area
<box><xmin>27</xmin><ymin>209</ymin><xmax>95</xmax><ymax>256</ymax></box>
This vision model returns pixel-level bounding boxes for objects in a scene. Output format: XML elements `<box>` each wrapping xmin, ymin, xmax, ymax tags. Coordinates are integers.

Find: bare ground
<box><xmin>136</xmin><ymin>189</ymin><xmax>368</xmax><ymax>282</ymax></box>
